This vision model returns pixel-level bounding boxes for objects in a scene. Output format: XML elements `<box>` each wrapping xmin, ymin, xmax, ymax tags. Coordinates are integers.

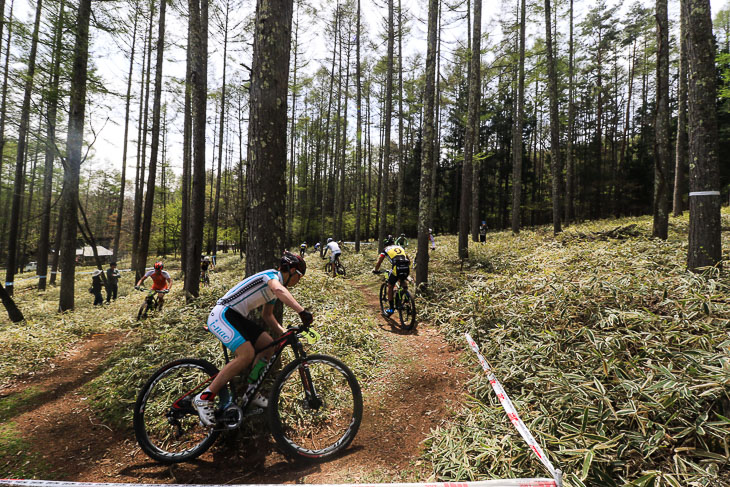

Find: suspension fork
<box><xmin>292</xmin><ymin>338</ymin><xmax>322</xmax><ymax>408</ymax></box>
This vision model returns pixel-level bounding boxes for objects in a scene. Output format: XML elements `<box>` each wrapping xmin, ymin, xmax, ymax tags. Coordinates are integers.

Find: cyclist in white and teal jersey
<box><xmin>193</xmin><ymin>251</ymin><xmax>313</xmax><ymax>426</ymax></box>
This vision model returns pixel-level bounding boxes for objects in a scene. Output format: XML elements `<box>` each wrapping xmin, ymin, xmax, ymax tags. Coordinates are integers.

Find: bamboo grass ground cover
<box><xmin>418</xmin><ymin>212</ymin><xmax>730</xmax><ymax>487</ymax></box>
<box><xmin>85</xmin><ymin>255</ymin><xmax>382</xmax><ymax>430</ymax></box>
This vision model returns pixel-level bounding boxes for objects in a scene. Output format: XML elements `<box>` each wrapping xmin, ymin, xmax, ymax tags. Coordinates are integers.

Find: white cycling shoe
<box><xmin>192</xmin><ymin>392</ymin><xmax>217</xmax><ymax>427</ymax></box>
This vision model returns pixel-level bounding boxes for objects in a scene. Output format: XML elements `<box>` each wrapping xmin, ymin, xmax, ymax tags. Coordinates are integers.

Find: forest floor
<box><xmin>0</xmin><ymin>277</ymin><xmax>470</xmax><ymax>484</ymax></box>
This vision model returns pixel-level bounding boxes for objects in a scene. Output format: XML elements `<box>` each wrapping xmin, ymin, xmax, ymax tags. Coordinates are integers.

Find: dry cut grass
<box><xmin>419</xmin><ymin>212</ymin><xmax>730</xmax><ymax>487</ymax></box>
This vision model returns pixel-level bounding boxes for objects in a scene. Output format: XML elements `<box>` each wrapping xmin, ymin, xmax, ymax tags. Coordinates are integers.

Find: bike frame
<box><xmin>171</xmin><ymin>326</ymin><xmax>316</xmax><ymax>421</ymax></box>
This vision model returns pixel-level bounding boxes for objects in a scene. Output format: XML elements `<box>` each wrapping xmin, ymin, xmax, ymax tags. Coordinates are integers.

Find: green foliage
<box><xmin>419</xmin><ymin>212</ymin><xmax>730</xmax><ymax>486</ymax></box>
<box><xmin>0</xmin><ymin>422</ymin><xmax>50</xmax><ymax>479</ymax></box>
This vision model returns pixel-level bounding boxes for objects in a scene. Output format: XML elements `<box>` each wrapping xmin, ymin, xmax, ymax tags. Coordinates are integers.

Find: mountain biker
<box><xmin>201</xmin><ymin>256</ymin><xmax>212</xmax><ymax>283</ymax></box>
<box><xmin>479</xmin><ymin>221</ymin><xmax>487</xmax><ymax>243</ymax></box>
<box><xmin>300</xmin><ymin>241</ymin><xmax>307</xmax><ymax>256</ymax></box>
<box><xmin>428</xmin><ymin>228</ymin><xmax>436</xmax><ymax>250</ymax></box>
<box><xmin>193</xmin><ymin>251</ymin><xmax>313</xmax><ymax>427</ymax></box>
<box><xmin>322</xmin><ymin>237</ymin><xmax>342</xmax><ymax>278</ymax></box>
<box><xmin>135</xmin><ymin>262</ymin><xmax>172</xmax><ymax>310</ymax></box>
<box><xmin>395</xmin><ymin>233</ymin><xmax>408</xmax><ymax>247</ymax></box>
<box><xmin>314</xmin><ymin>242</ymin><xmax>321</xmax><ymax>253</ymax></box>
<box><xmin>372</xmin><ymin>235</ymin><xmax>410</xmax><ymax>316</ymax></box>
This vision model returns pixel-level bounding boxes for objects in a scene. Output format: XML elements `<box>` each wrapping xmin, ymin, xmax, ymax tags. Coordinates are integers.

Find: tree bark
<box><xmin>246</xmin><ymin>0</ymin><xmax>294</xmax><ymax>275</ymax></box>
<box><xmin>673</xmin><ymin>9</ymin><xmax>688</xmax><ymax>217</ymax></box>
<box><xmin>6</xmin><ymin>0</ymin><xmax>42</xmax><ymax>294</ymax></box>
<box><xmin>565</xmin><ymin>0</ymin><xmax>574</xmax><ymax>224</ymax></box>
<box><xmin>652</xmin><ymin>0</ymin><xmax>670</xmax><ymax>239</ymax></box>
<box><xmin>417</xmin><ymin>0</ymin><xmax>438</xmax><ymax>288</ymax></box>
<box><xmin>354</xmin><ymin>0</ymin><xmax>362</xmax><ymax>251</ymax></box>
<box><xmin>684</xmin><ymin>0</ymin><xmax>722</xmax><ymax>270</ymax></box>
<box><xmin>467</xmin><ymin>0</ymin><xmax>482</xmax><ymax>243</ymax></box>
<box><xmin>58</xmin><ymin>0</ymin><xmax>91</xmax><ymax>312</ymax></box>
<box><xmin>511</xmin><ymin>0</ymin><xmax>526</xmax><ymax>234</ymax></box>
<box><xmin>377</xmin><ymin>0</ymin><xmax>394</xmax><ymax>254</ymax></box>
<box><xmin>544</xmin><ymin>0</ymin><xmax>562</xmax><ymax>235</ymax></box>
<box><xmin>112</xmin><ymin>3</ymin><xmax>139</xmax><ymax>263</ymax></box>
<box><xmin>37</xmin><ymin>0</ymin><xmax>65</xmax><ymax>291</ymax></box>
<box><xmin>212</xmin><ymin>0</ymin><xmax>230</xmax><ymax>258</ymax></box>
<box><xmin>136</xmin><ymin>0</ymin><xmax>167</xmax><ymax>276</ymax></box>
<box><xmin>184</xmin><ymin>0</ymin><xmax>208</xmax><ymax>299</ymax></box>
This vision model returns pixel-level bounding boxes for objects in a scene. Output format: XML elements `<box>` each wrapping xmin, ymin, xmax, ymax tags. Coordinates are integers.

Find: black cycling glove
<box><xmin>298</xmin><ymin>309</ymin><xmax>313</xmax><ymax>327</ymax></box>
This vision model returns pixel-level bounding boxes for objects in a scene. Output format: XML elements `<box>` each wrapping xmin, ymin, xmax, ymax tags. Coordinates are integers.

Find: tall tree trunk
<box><xmin>673</xmin><ymin>10</ymin><xmax>688</xmax><ymax>217</ymax></box>
<box><xmin>246</xmin><ymin>0</ymin><xmax>294</xmax><ymax>275</ymax></box>
<box><xmin>459</xmin><ymin>0</ymin><xmax>479</xmax><ymax>256</ymax></box>
<box><xmin>468</xmin><ymin>0</ymin><xmax>482</xmax><ymax>243</ymax></box>
<box><xmin>112</xmin><ymin>3</ymin><xmax>139</xmax><ymax>262</ymax></box>
<box><xmin>0</xmin><ymin>0</ymin><xmax>13</xmax><ymax>263</ymax></box>
<box><xmin>544</xmin><ymin>0</ymin><xmax>562</xmax><ymax>235</ymax></box>
<box><xmin>319</xmin><ymin>3</ymin><xmax>338</xmax><ymax>253</ymax></box>
<box><xmin>5</xmin><ymin>0</ymin><xmax>42</xmax><ymax>294</ymax></box>
<box><xmin>395</xmin><ymin>0</ymin><xmax>404</xmax><ymax>236</ymax></box>
<box><xmin>136</xmin><ymin>0</ymin><xmax>167</xmax><ymax>276</ymax></box>
<box><xmin>288</xmin><ymin>0</ymin><xmax>298</xmax><ymax>246</ymax></box>
<box><xmin>684</xmin><ymin>0</ymin><xmax>722</xmax><ymax>270</ymax></box>
<box><xmin>511</xmin><ymin>0</ymin><xmax>526</xmax><ymax>234</ymax></box>
<box><xmin>377</xmin><ymin>0</ymin><xmax>394</xmax><ymax>253</ymax></box>
<box><xmin>58</xmin><ymin>0</ymin><xmax>91</xmax><ymax>312</ymax></box>
<box><xmin>653</xmin><ymin>0</ymin><xmax>670</xmax><ymax>239</ymax></box>
<box><xmin>212</xmin><ymin>0</ymin><xmax>229</xmax><ymax>258</ymax></box>
<box><xmin>181</xmin><ymin>13</ymin><xmax>193</xmax><ymax>275</ymax></box>
<box><xmin>354</xmin><ymin>0</ymin><xmax>362</xmax><ymax>252</ymax></box>
<box><xmin>132</xmin><ymin>2</ymin><xmax>155</xmax><ymax>279</ymax></box>
<box><xmin>564</xmin><ymin>0</ymin><xmax>574</xmax><ymax>224</ymax></box>
<box><xmin>417</xmin><ymin>0</ymin><xmax>438</xmax><ymax>288</ymax></box>
<box><xmin>184</xmin><ymin>0</ymin><xmax>208</xmax><ymax>299</ymax></box>
<box><xmin>37</xmin><ymin>0</ymin><xmax>65</xmax><ymax>292</ymax></box>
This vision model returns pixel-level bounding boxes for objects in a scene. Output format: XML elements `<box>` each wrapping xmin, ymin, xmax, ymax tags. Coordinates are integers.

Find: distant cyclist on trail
<box><xmin>322</xmin><ymin>237</ymin><xmax>342</xmax><ymax>278</ymax></box>
<box><xmin>372</xmin><ymin>235</ymin><xmax>410</xmax><ymax>316</ymax></box>
<box><xmin>299</xmin><ymin>241</ymin><xmax>307</xmax><ymax>256</ymax></box>
<box><xmin>193</xmin><ymin>251</ymin><xmax>313</xmax><ymax>427</ymax></box>
<box><xmin>135</xmin><ymin>262</ymin><xmax>172</xmax><ymax>310</ymax></box>
<box><xmin>395</xmin><ymin>233</ymin><xmax>408</xmax><ymax>247</ymax></box>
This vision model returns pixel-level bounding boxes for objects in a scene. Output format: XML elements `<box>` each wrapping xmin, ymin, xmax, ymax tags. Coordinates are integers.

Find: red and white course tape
<box><xmin>465</xmin><ymin>333</ymin><xmax>563</xmax><ymax>487</ymax></box>
<box><xmin>0</xmin><ymin>481</ymin><xmax>557</xmax><ymax>487</ymax></box>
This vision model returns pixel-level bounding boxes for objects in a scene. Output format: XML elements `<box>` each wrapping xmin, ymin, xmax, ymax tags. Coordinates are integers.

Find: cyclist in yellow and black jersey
<box><xmin>372</xmin><ymin>235</ymin><xmax>410</xmax><ymax>316</ymax></box>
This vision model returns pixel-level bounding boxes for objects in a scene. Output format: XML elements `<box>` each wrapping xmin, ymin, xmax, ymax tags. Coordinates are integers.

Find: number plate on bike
<box><xmin>301</xmin><ymin>330</ymin><xmax>321</xmax><ymax>344</ymax></box>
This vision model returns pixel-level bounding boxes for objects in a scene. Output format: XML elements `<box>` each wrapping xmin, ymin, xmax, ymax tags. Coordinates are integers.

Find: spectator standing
<box><xmin>106</xmin><ymin>262</ymin><xmax>120</xmax><ymax>302</ymax></box>
<box><xmin>91</xmin><ymin>269</ymin><xmax>104</xmax><ymax>306</ymax></box>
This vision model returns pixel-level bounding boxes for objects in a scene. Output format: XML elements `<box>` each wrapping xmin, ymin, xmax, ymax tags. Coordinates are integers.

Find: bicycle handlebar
<box><xmin>136</xmin><ymin>287</ymin><xmax>170</xmax><ymax>293</ymax></box>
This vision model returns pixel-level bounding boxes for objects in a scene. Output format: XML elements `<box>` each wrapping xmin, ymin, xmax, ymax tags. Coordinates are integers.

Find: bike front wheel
<box><xmin>268</xmin><ymin>354</ymin><xmax>363</xmax><ymax>461</ymax></box>
<box><xmin>133</xmin><ymin>358</ymin><xmax>222</xmax><ymax>464</ymax></box>
<box><xmin>137</xmin><ymin>300</ymin><xmax>149</xmax><ymax>320</ymax></box>
<box><xmin>324</xmin><ymin>262</ymin><xmax>333</xmax><ymax>274</ymax></box>
<box><xmin>336</xmin><ymin>262</ymin><xmax>346</xmax><ymax>277</ymax></box>
<box><xmin>396</xmin><ymin>289</ymin><xmax>416</xmax><ymax>330</ymax></box>
<box><xmin>379</xmin><ymin>282</ymin><xmax>388</xmax><ymax>315</ymax></box>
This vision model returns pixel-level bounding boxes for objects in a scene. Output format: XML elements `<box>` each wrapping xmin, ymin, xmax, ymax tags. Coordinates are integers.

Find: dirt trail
<box><xmin>1</xmin><ymin>282</ymin><xmax>468</xmax><ymax>484</ymax></box>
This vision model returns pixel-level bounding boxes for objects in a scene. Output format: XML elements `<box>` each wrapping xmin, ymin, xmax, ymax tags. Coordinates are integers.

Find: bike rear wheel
<box><xmin>396</xmin><ymin>289</ymin><xmax>416</xmax><ymax>330</ymax></box>
<box><xmin>133</xmin><ymin>358</ymin><xmax>222</xmax><ymax>464</ymax></box>
<box><xmin>268</xmin><ymin>354</ymin><xmax>363</xmax><ymax>461</ymax></box>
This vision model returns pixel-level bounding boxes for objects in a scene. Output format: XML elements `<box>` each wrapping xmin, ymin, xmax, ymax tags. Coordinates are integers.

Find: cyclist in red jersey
<box><xmin>135</xmin><ymin>262</ymin><xmax>172</xmax><ymax>310</ymax></box>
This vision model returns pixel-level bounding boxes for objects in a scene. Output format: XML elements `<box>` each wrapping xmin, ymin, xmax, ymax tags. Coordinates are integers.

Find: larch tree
<box><xmin>683</xmin><ymin>0</ymin><xmax>722</xmax><ymax>270</ymax></box>
<box><xmin>544</xmin><ymin>0</ymin><xmax>561</xmax><ymax>235</ymax></box>
<box><xmin>5</xmin><ymin>0</ymin><xmax>43</xmax><ymax>295</ymax></box>
<box><xmin>416</xmin><ymin>0</ymin><xmax>438</xmax><ymax>288</ymax></box>
<box><xmin>468</xmin><ymin>0</ymin><xmax>481</xmax><ymax>243</ymax></box>
<box><xmin>37</xmin><ymin>0</ymin><xmax>65</xmax><ymax>291</ymax></box>
<box><xmin>511</xmin><ymin>0</ymin><xmax>526</xmax><ymax>234</ymax></box>
<box><xmin>245</xmin><ymin>0</ymin><xmax>294</xmax><ymax>275</ymax></box>
<box><xmin>673</xmin><ymin>7</ymin><xmax>687</xmax><ymax>217</ymax></box>
<box><xmin>652</xmin><ymin>0</ymin><xmax>670</xmax><ymax>240</ymax></box>
<box><xmin>135</xmin><ymin>0</ymin><xmax>167</xmax><ymax>277</ymax></box>
<box><xmin>377</xmin><ymin>0</ymin><xmax>394</xmax><ymax>254</ymax></box>
<box><xmin>58</xmin><ymin>0</ymin><xmax>92</xmax><ymax>312</ymax></box>
<box><xmin>184</xmin><ymin>0</ymin><xmax>208</xmax><ymax>299</ymax></box>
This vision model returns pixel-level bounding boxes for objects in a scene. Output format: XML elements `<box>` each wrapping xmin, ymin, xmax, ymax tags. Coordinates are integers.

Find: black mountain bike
<box><xmin>200</xmin><ymin>270</ymin><xmax>210</xmax><ymax>287</ymax></box>
<box><xmin>376</xmin><ymin>272</ymin><xmax>416</xmax><ymax>330</ymax></box>
<box><xmin>133</xmin><ymin>323</ymin><xmax>363</xmax><ymax>464</ymax></box>
<box><xmin>324</xmin><ymin>257</ymin><xmax>346</xmax><ymax>277</ymax></box>
<box><xmin>136</xmin><ymin>288</ymin><xmax>169</xmax><ymax>320</ymax></box>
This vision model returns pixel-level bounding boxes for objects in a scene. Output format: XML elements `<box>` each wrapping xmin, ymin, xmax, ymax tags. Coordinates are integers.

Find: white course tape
<box><xmin>0</xmin><ymin>481</ymin><xmax>557</xmax><ymax>487</ymax></box>
<box><xmin>465</xmin><ymin>333</ymin><xmax>562</xmax><ymax>487</ymax></box>
<box><xmin>689</xmin><ymin>191</ymin><xmax>720</xmax><ymax>196</ymax></box>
